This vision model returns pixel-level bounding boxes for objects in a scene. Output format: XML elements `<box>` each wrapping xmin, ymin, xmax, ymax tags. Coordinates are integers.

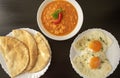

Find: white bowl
<box><xmin>37</xmin><ymin>0</ymin><xmax>83</xmax><ymax>41</ymax></box>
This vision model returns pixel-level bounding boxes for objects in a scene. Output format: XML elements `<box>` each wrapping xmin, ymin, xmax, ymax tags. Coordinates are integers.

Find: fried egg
<box><xmin>74</xmin><ymin>29</ymin><xmax>112</xmax><ymax>53</ymax></box>
<box><xmin>70</xmin><ymin>28</ymin><xmax>120</xmax><ymax>78</ymax></box>
<box><xmin>73</xmin><ymin>52</ymin><xmax>112</xmax><ymax>78</ymax></box>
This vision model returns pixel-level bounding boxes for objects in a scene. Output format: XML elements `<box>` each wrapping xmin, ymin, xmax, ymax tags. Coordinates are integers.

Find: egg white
<box><xmin>73</xmin><ymin>52</ymin><xmax>112</xmax><ymax>78</ymax></box>
<box><xmin>74</xmin><ymin>29</ymin><xmax>112</xmax><ymax>53</ymax></box>
<box><xmin>70</xmin><ymin>28</ymin><xmax>120</xmax><ymax>78</ymax></box>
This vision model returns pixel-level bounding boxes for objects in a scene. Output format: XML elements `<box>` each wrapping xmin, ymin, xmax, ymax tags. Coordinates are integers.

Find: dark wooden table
<box><xmin>0</xmin><ymin>0</ymin><xmax>120</xmax><ymax>78</ymax></box>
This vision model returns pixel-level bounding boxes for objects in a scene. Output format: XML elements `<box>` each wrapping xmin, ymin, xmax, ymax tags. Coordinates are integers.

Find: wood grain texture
<box><xmin>0</xmin><ymin>0</ymin><xmax>120</xmax><ymax>78</ymax></box>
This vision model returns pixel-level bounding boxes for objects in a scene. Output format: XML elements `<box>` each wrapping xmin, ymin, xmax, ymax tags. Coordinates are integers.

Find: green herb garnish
<box><xmin>87</xmin><ymin>39</ymin><xmax>90</xmax><ymax>41</ymax></box>
<box><xmin>101</xmin><ymin>61</ymin><xmax>104</xmax><ymax>63</ymax></box>
<box><xmin>101</xmin><ymin>47</ymin><xmax>103</xmax><ymax>51</ymax></box>
<box><xmin>99</xmin><ymin>37</ymin><xmax>107</xmax><ymax>45</ymax></box>
<box><xmin>52</xmin><ymin>8</ymin><xmax>63</xmax><ymax>19</ymax></box>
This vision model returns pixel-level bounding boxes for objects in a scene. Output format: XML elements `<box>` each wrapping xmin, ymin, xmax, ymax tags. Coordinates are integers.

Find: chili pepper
<box><xmin>53</xmin><ymin>12</ymin><xmax>63</xmax><ymax>24</ymax></box>
<box><xmin>52</xmin><ymin>8</ymin><xmax>62</xmax><ymax>19</ymax></box>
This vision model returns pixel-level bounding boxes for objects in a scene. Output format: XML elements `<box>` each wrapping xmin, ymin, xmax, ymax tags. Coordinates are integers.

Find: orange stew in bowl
<box><xmin>41</xmin><ymin>0</ymin><xmax>78</xmax><ymax>36</ymax></box>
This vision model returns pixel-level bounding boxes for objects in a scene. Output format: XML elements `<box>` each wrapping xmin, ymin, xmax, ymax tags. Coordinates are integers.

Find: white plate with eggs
<box><xmin>70</xmin><ymin>28</ymin><xmax>120</xmax><ymax>78</ymax></box>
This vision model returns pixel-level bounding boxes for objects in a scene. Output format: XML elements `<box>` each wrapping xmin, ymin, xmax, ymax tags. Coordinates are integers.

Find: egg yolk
<box><xmin>89</xmin><ymin>40</ymin><xmax>102</xmax><ymax>52</ymax></box>
<box><xmin>90</xmin><ymin>57</ymin><xmax>101</xmax><ymax>69</ymax></box>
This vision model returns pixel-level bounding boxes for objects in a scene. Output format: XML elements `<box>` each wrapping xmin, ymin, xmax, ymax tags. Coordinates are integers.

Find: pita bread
<box><xmin>12</xmin><ymin>29</ymin><xmax>38</xmax><ymax>71</ymax></box>
<box><xmin>30</xmin><ymin>32</ymin><xmax>51</xmax><ymax>72</ymax></box>
<box><xmin>0</xmin><ymin>36</ymin><xmax>29</xmax><ymax>77</ymax></box>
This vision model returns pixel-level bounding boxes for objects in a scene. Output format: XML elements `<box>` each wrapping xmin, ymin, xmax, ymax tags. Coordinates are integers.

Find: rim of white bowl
<box><xmin>37</xmin><ymin>0</ymin><xmax>83</xmax><ymax>41</ymax></box>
